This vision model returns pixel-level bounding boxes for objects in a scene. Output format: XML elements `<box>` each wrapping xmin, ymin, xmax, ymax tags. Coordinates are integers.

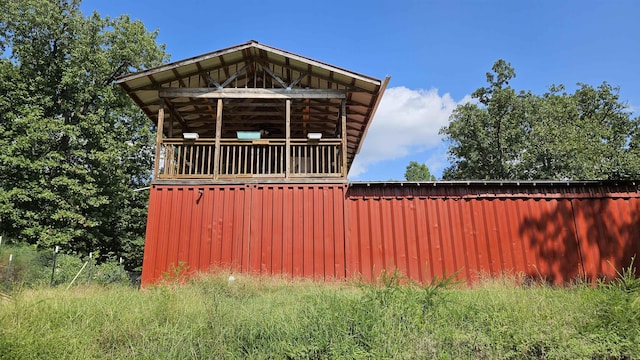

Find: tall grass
<box><xmin>0</xmin><ymin>245</ymin><xmax>130</xmax><ymax>290</ymax></box>
<box><xmin>0</xmin><ymin>270</ymin><xmax>638</xmax><ymax>359</ymax></box>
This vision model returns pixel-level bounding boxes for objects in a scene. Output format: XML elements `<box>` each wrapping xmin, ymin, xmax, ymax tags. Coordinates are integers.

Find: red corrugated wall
<box><xmin>142</xmin><ymin>184</ymin><xmax>347</xmax><ymax>285</ymax></box>
<box><xmin>572</xmin><ymin>197</ymin><xmax>640</xmax><ymax>280</ymax></box>
<box><xmin>142</xmin><ymin>182</ymin><xmax>640</xmax><ymax>285</ymax></box>
<box><xmin>345</xmin><ymin>183</ymin><xmax>640</xmax><ymax>284</ymax></box>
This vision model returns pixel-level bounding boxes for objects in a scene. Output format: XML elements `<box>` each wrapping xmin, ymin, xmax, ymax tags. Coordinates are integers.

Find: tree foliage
<box><xmin>404</xmin><ymin>161</ymin><xmax>437</xmax><ymax>181</ymax></box>
<box><xmin>440</xmin><ymin>60</ymin><xmax>640</xmax><ymax>180</ymax></box>
<box><xmin>0</xmin><ymin>0</ymin><xmax>168</xmax><ymax>269</ymax></box>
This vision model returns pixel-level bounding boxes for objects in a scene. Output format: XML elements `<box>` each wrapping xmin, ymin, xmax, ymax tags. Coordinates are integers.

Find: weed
<box><xmin>161</xmin><ymin>261</ymin><xmax>190</xmax><ymax>284</ymax></box>
<box><xmin>607</xmin><ymin>256</ymin><xmax>640</xmax><ymax>295</ymax></box>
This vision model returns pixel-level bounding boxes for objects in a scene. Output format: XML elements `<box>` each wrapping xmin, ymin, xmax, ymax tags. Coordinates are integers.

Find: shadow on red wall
<box><xmin>519</xmin><ymin>197</ymin><xmax>640</xmax><ymax>283</ymax></box>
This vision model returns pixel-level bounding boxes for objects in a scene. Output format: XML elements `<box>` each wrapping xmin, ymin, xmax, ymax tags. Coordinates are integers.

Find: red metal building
<box><xmin>117</xmin><ymin>42</ymin><xmax>640</xmax><ymax>286</ymax></box>
<box><xmin>141</xmin><ymin>181</ymin><xmax>640</xmax><ymax>285</ymax></box>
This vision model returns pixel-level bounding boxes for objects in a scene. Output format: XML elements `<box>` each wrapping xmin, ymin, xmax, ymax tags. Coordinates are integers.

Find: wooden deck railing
<box><xmin>157</xmin><ymin>138</ymin><xmax>343</xmax><ymax>179</ymax></box>
<box><xmin>219</xmin><ymin>140</ymin><xmax>286</xmax><ymax>177</ymax></box>
<box><xmin>289</xmin><ymin>139</ymin><xmax>342</xmax><ymax>177</ymax></box>
<box><xmin>160</xmin><ymin>139</ymin><xmax>215</xmax><ymax>178</ymax></box>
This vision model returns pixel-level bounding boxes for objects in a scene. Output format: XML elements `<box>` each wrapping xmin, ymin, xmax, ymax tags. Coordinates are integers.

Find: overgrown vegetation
<box><xmin>0</xmin><ymin>0</ymin><xmax>168</xmax><ymax>270</ymax></box>
<box><xmin>0</xmin><ymin>266</ymin><xmax>638</xmax><ymax>359</ymax></box>
<box><xmin>0</xmin><ymin>245</ymin><xmax>130</xmax><ymax>289</ymax></box>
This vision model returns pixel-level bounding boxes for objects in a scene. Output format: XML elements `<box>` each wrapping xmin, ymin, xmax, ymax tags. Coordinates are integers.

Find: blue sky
<box><xmin>81</xmin><ymin>0</ymin><xmax>640</xmax><ymax>180</ymax></box>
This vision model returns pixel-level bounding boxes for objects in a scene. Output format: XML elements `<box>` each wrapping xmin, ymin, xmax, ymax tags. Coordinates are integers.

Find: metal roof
<box><xmin>347</xmin><ymin>180</ymin><xmax>640</xmax><ymax>199</ymax></box>
<box><xmin>349</xmin><ymin>180</ymin><xmax>639</xmax><ymax>187</ymax></box>
<box><xmin>116</xmin><ymin>41</ymin><xmax>390</xmax><ymax>172</ymax></box>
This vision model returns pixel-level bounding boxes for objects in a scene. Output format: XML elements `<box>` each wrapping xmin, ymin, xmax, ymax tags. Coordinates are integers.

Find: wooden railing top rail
<box><xmin>290</xmin><ymin>138</ymin><xmax>341</xmax><ymax>145</ymax></box>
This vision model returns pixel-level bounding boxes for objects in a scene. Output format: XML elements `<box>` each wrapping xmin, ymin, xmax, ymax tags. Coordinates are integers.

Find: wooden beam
<box><xmin>213</xmin><ymin>99</ymin><xmax>223</xmax><ymax>180</ymax></box>
<box><xmin>257</xmin><ymin>61</ymin><xmax>288</xmax><ymax>88</ymax></box>
<box><xmin>159</xmin><ymin>88</ymin><xmax>347</xmax><ymax>99</ymax></box>
<box><xmin>154</xmin><ymin>102</ymin><xmax>165</xmax><ymax>178</ymax></box>
<box><xmin>219</xmin><ymin>64</ymin><xmax>248</xmax><ymax>88</ymax></box>
<box><xmin>204</xmin><ymin>73</ymin><xmax>222</xmax><ymax>88</ymax></box>
<box><xmin>341</xmin><ymin>100</ymin><xmax>348</xmax><ymax>178</ymax></box>
<box><xmin>288</xmin><ymin>72</ymin><xmax>307</xmax><ymax>89</ymax></box>
<box><xmin>285</xmin><ymin>99</ymin><xmax>291</xmax><ymax>179</ymax></box>
<box><xmin>356</xmin><ymin>76</ymin><xmax>391</xmax><ymax>155</ymax></box>
<box><xmin>172</xmin><ymin>98</ymin><xmax>339</xmax><ymax>109</ymax></box>
<box><xmin>164</xmin><ymin>99</ymin><xmax>191</xmax><ymax>133</ymax></box>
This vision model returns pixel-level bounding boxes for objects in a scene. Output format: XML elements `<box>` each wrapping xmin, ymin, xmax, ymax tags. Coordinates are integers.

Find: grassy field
<box><xmin>0</xmin><ymin>269</ymin><xmax>639</xmax><ymax>360</ymax></box>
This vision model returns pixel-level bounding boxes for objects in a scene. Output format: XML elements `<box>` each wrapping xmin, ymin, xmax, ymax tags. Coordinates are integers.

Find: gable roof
<box><xmin>116</xmin><ymin>40</ymin><xmax>389</xmax><ymax>172</ymax></box>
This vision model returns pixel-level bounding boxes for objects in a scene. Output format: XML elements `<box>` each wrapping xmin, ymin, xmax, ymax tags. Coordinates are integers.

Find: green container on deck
<box><xmin>236</xmin><ymin>131</ymin><xmax>261</xmax><ymax>140</ymax></box>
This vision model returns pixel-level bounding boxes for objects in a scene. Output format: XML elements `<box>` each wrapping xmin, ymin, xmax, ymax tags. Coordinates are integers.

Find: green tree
<box><xmin>0</xmin><ymin>0</ymin><xmax>168</xmax><ymax>269</ymax></box>
<box><xmin>440</xmin><ymin>60</ymin><xmax>640</xmax><ymax>180</ymax></box>
<box><xmin>404</xmin><ymin>161</ymin><xmax>437</xmax><ymax>181</ymax></box>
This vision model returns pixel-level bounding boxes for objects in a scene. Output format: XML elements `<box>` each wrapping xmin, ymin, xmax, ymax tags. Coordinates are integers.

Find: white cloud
<box><xmin>350</xmin><ymin>86</ymin><xmax>470</xmax><ymax>178</ymax></box>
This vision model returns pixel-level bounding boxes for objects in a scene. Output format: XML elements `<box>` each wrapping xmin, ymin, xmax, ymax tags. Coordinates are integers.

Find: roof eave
<box><xmin>355</xmin><ymin>76</ymin><xmax>390</xmax><ymax>155</ymax></box>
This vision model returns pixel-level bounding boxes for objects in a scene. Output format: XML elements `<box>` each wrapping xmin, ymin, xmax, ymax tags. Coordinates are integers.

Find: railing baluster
<box><xmin>180</xmin><ymin>144</ymin><xmax>185</xmax><ymax>175</ymax></box>
<box><xmin>316</xmin><ymin>144</ymin><xmax>318</xmax><ymax>173</ymax></box>
<box><xmin>190</xmin><ymin>145</ymin><xmax>194</xmax><ymax>175</ymax></box>
<box><xmin>236</xmin><ymin>145</ymin><xmax>240</xmax><ymax>174</ymax></box>
<box><xmin>322</xmin><ymin>145</ymin><xmax>326</xmax><ymax>174</ymax></box>
<box><xmin>275</xmin><ymin>145</ymin><xmax>280</xmax><ymax>174</ymax></box>
<box><xmin>224</xmin><ymin>145</ymin><xmax>229</xmax><ymax>175</ymax></box>
<box><xmin>233</xmin><ymin>145</ymin><xmax>238</xmax><ymax>175</ymax></box>
<box><xmin>294</xmin><ymin>145</ymin><xmax>298</xmax><ymax>174</ymax></box>
<box><xmin>174</xmin><ymin>144</ymin><xmax>178</xmax><ymax>175</ymax></box>
<box><xmin>331</xmin><ymin>145</ymin><xmax>340</xmax><ymax>173</ymax></box>
<box><xmin>250</xmin><ymin>146</ymin><xmax>254</xmax><ymax>174</ymax></box>
<box><xmin>232</xmin><ymin>145</ymin><xmax>237</xmax><ymax>175</ymax></box>
<box><xmin>194</xmin><ymin>145</ymin><xmax>200</xmax><ymax>175</ymax></box>
<box><xmin>171</xmin><ymin>145</ymin><xmax>177</xmax><ymax>175</ymax></box>
<box><xmin>267</xmin><ymin>146</ymin><xmax>272</xmax><ymax>174</ymax></box>
<box><xmin>239</xmin><ymin>145</ymin><xmax>244</xmax><ymax>174</ymax></box>
<box><xmin>244</xmin><ymin>145</ymin><xmax>249</xmax><ymax>174</ymax></box>
<box><xmin>207</xmin><ymin>145</ymin><xmax>212</xmax><ymax>175</ymax></box>
<box><xmin>303</xmin><ymin>144</ymin><xmax>308</xmax><ymax>173</ymax></box>
<box><xmin>162</xmin><ymin>144</ymin><xmax>168</xmax><ymax>176</ymax></box>
<box><xmin>180</xmin><ymin>145</ymin><xmax>187</xmax><ymax>175</ymax></box>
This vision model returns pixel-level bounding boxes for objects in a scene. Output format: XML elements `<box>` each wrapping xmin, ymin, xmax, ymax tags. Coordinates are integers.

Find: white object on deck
<box><xmin>183</xmin><ymin>132</ymin><xmax>200</xmax><ymax>139</ymax></box>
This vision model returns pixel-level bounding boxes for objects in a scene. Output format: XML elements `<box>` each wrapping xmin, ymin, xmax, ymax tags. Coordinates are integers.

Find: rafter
<box><xmin>219</xmin><ymin>64</ymin><xmax>248</xmax><ymax>89</ymax></box>
<box><xmin>164</xmin><ymin>99</ymin><xmax>191</xmax><ymax>133</ymax></box>
<box><xmin>257</xmin><ymin>61</ymin><xmax>288</xmax><ymax>88</ymax></box>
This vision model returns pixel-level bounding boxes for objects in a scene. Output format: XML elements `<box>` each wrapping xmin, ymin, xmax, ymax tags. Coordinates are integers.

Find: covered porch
<box><xmin>116</xmin><ymin>41</ymin><xmax>389</xmax><ymax>182</ymax></box>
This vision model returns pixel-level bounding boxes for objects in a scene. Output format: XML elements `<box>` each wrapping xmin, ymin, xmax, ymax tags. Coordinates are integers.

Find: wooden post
<box><xmin>163</xmin><ymin>100</ymin><xmax>175</xmax><ymax>175</ymax></box>
<box><xmin>213</xmin><ymin>98</ymin><xmax>223</xmax><ymax>180</ymax></box>
<box><xmin>285</xmin><ymin>99</ymin><xmax>291</xmax><ymax>178</ymax></box>
<box><xmin>154</xmin><ymin>102</ymin><xmax>165</xmax><ymax>179</ymax></box>
<box><xmin>341</xmin><ymin>100</ymin><xmax>347</xmax><ymax>179</ymax></box>
<box><xmin>284</xmin><ymin>99</ymin><xmax>291</xmax><ymax>179</ymax></box>
<box><xmin>167</xmin><ymin>100</ymin><xmax>173</xmax><ymax>137</ymax></box>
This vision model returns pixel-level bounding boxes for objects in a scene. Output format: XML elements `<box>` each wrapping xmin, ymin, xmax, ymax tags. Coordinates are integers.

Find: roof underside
<box><xmin>116</xmin><ymin>41</ymin><xmax>389</xmax><ymax>172</ymax></box>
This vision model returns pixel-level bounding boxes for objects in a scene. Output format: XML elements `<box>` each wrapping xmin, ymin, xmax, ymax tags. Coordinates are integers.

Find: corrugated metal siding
<box><xmin>141</xmin><ymin>184</ymin><xmax>347</xmax><ymax>285</ymax></box>
<box><xmin>142</xmin><ymin>182</ymin><xmax>640</xmax><ymax>286</ymax></box>
<box><xmin>572</xmin><ymin>197</ymin><xmax>640</xmax><ymax>280</ymax></box>
<box><xmin>345</xmin><ymin>184</ymin><xmax>640</xmax><ymax>284</ymax></box>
